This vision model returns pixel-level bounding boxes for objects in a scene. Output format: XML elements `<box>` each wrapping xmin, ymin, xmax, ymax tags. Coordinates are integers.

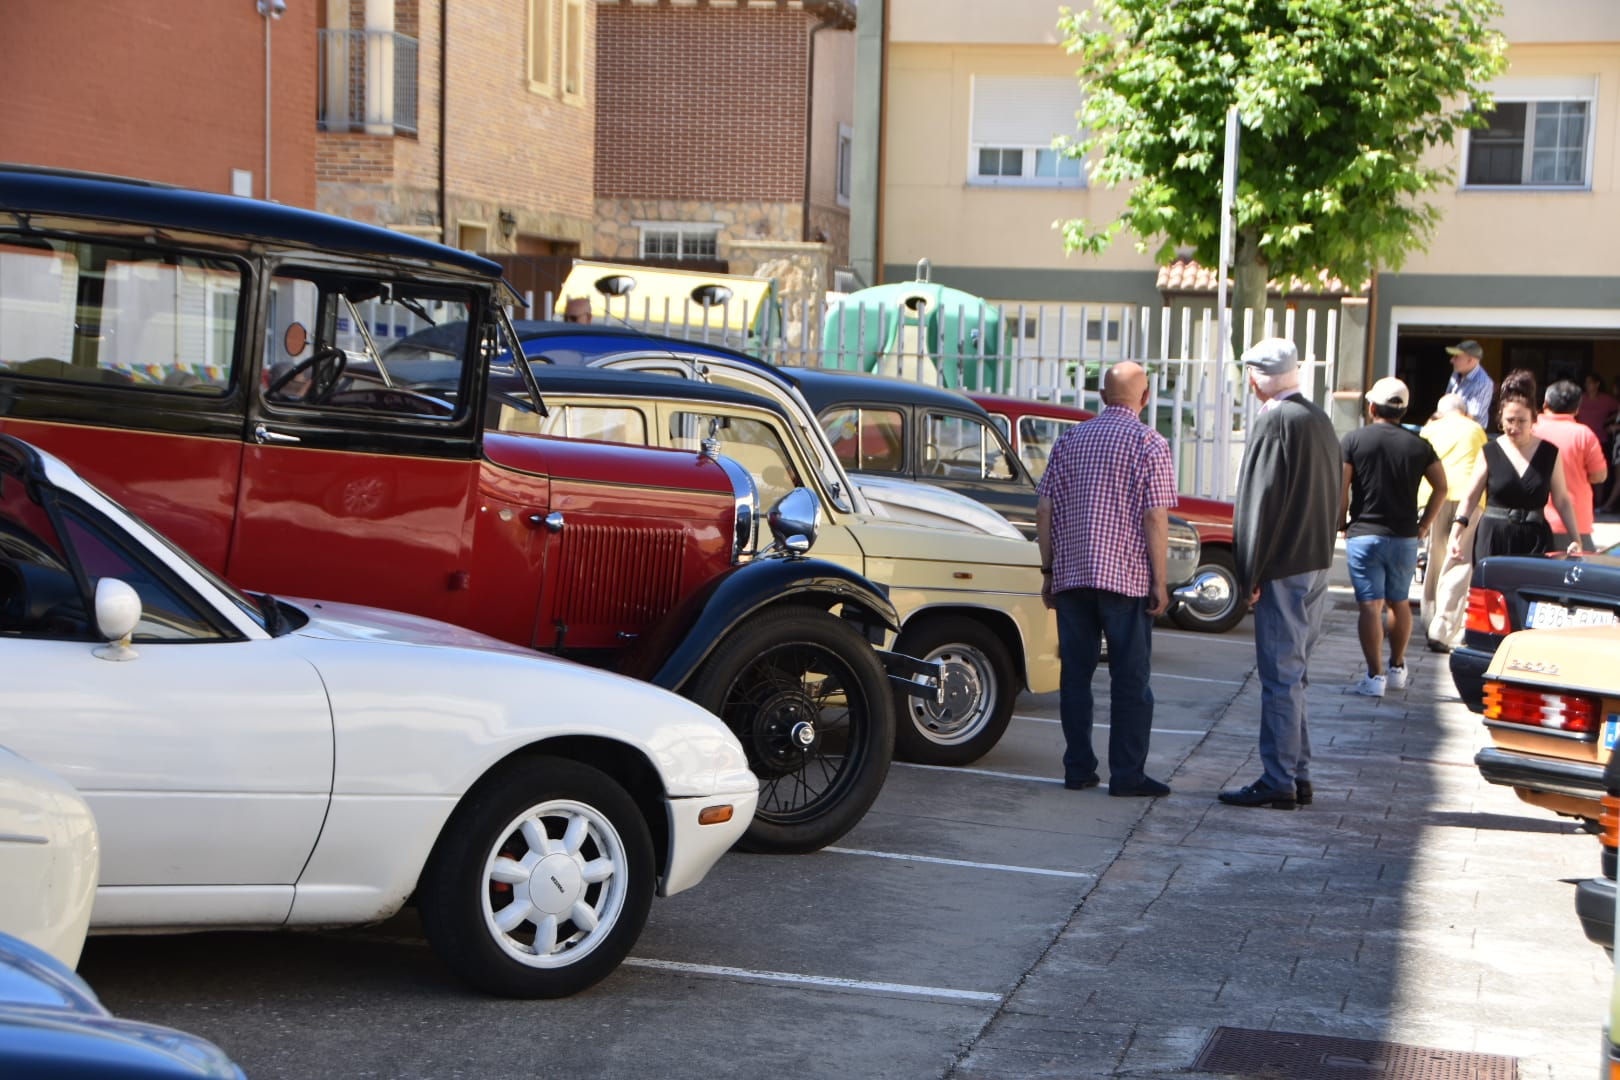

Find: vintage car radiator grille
<box><xmin>555</xmin><ymin>523</ymin><xmax>686</xmax><ymax>626</ymax></box>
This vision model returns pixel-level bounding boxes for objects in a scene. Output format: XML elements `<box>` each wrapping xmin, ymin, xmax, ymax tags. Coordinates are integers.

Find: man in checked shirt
<box><xmin>1036</xmin><ymin>361</ymin><xmax>1176</xmax><ymax>798</ymax></box>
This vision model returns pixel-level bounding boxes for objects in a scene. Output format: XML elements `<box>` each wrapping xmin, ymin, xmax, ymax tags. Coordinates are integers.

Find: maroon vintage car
<box><xmin>0</xmin><ymin>165</ymin><xmax>929</xmax><ymax>854</ymax></box>
<box><xmin>972</xmin><ymin>393</ymin><xmax>1243</xmax><ymax>634</ymax></box>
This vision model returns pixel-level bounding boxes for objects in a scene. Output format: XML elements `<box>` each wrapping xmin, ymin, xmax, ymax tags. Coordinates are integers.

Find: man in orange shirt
<box><xmin>1534</xmin><ymin>380</ymin><xmax>1609</xmax><ymax>551</ymax></box>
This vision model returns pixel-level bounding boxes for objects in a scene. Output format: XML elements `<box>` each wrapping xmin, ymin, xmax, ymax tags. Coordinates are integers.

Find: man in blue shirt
<box><xmin>1445</xmin><ymin>340</ymin><xmax>1495</xmax><ymax>430</ymax></box>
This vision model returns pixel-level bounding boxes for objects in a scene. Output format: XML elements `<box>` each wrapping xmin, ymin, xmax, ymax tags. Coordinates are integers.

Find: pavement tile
<box><xmin>964</xmin><ymin>548</ymin><xmax>1614</xmax><ymax>1080</ymax></box>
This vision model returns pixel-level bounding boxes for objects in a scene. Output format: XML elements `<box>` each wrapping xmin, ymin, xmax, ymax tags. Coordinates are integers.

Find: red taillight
<box><xmin>1466</xmin><ymin>587</ymin><xmax>1510</xmax><ymax>634</ymax></box>
<box><xmin>1483</xmin><ymin>680</ymin><xmax>1598</xmax><ymax>733</ymax></box>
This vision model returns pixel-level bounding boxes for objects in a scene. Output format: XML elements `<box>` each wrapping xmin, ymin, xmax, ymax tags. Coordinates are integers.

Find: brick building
<box><xmin>593</xmin><ymin>0</ymin><xmax>857</xmax><ymax>287</ymax></box>
<box><xmin>3</xmin><ymin>2</ymin><xmax>318</xmax><ymax>207</ymax></box>
<box><xmin>315</xmin><ymin>0</ymin><xmax>597</xmax><ymax>258</ymax></box>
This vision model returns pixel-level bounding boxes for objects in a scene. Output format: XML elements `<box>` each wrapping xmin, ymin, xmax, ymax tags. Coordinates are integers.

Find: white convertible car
<box><xmin>0</xmin><ymin>435</ymin><xmax>758</xmax><ymax>998</ymax></box>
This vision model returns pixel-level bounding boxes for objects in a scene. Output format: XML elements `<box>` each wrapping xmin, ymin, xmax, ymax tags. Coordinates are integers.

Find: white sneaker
<box><xmin>1386</xmin><ymin>665</ymin><xmax>1408</xmax><ymax>690</ymax></box>
<box><xmin>1352</xmin><ymin>672</ymin><xmax>1386</xmax><ymax>697</ymax></box>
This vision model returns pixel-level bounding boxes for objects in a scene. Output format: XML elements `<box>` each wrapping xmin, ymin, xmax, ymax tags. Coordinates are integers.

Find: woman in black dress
<box><xmin>1447</xmin><ymin>370</ymin><xmax>1581</xmax><ymax>561</ymax></box>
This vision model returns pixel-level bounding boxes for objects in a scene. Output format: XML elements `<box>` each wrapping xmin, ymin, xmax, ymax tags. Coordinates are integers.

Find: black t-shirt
<box><xmin>1341</xmin><ymin>422</ymin><xmax>1438</xmax><ymax>538</ymax></box>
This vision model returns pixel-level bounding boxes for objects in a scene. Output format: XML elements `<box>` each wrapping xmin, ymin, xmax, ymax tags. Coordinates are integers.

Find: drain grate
<box><xmin>1194</xmin><ymin>1027</ymin><xmax>1517</xmax><ymax>1080</ymax></box>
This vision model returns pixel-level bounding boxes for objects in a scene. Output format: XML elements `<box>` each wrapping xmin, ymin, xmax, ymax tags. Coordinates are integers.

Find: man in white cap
<box><xmin>1219</xmin><ymin>338</ymin><xmax>1341</xmax><ymax>811</ymax></box>
<box><xmin>1339</xmin><ymin>377</ymin><xmax>1447</xmax><ymax>697</ymax></box>
<box><xmin>1444</xmin><ymin>339</ymin><xmax>1495</xmax><ymax>430</ymax></box>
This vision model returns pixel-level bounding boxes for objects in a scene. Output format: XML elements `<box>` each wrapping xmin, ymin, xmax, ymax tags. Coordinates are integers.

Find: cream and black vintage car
<box><xmin>514</xmin><ymin>364</ymin><xmax>1063</xmax><ymax>767</ymax></box>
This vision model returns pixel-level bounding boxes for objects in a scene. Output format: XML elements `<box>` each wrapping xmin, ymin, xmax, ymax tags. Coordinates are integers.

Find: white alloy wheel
<box><xmin>481</xmin><ymin>797</ymin><xmax>629</xmax><ymax>968</ymax></box>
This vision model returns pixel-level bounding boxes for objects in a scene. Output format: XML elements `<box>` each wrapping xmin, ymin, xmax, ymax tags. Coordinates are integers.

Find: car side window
<box><xmin>823</xmin><ymin>406</ymin><xmax>905</xmax><ymax>473</ymax></box>
<box><xmin>1016</xmin><ymin>416</ymin><xmax>1076</xmax><ymax>481</ymax></box>
<box><xmin>925</xmin><ymin>413</ymin><xmax>1017</xmax><ymax>482</ymax></box>
<box><xmin>0</xmin><ymin>473</ymin><xmax>225</xmax><ymax>641</ymax></box>
<box><xmin>262</xmin><ymin>272</ymin><xmax>472</xmax><ymax>420</ymax></box>
<box><xmin>531</xmin><ymin>404</ymin><xmax>649</xmax><ymax>445</ymax></box>
<box><xmin>0</xmin><ymin>237</ymin><xmax>241</xmax><ymax>393</ymax></box>
<box><xmin>670</xmin><ymin>412</ymin><xmax>802</xmax><ymax>508</ymax></box>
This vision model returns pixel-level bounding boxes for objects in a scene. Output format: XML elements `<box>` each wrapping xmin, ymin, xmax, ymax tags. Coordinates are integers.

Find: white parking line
<box><xmin>1154</xmin><ymin>629</ymin><xmax>1259</xmax><ymax>646</ymax></box>
<box><xmin>824</xmin><ymin>847</ymin><xmax>1094</xmax><ymax>880</ymax></box>
<box><xmin>1009</xmin><ymin>715</ymin><xmax>1209</xmax><ymax>737</ymax></box>
<box><xmin>1153</xmin><ymin>672</ymin><xmax>1247</xmax><ymax>685</ymax></box>
<box><xmin>623</xmin><ymin>958</ymin><xmax>1001</xmax><ymax>1003</ymax></box>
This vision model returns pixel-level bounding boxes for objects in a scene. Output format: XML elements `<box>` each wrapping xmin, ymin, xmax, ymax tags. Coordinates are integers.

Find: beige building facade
<box><xmin>857</xmin><ymin>0</ymin><xmax>1620</xmax><ymax>413</ymax></box>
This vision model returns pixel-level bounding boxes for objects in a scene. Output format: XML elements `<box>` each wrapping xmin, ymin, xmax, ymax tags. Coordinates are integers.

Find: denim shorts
<box><xmin>1345</xmin><ymin>534</ymin><xmax>1420</xmax><ymax>603</ymax></box>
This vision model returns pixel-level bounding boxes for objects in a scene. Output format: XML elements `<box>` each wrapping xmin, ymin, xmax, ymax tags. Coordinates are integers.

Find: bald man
<box><xmin>1036</xmin><ymin>361</ymin><xmax>1177</xmax><ymax>798</ymax></box>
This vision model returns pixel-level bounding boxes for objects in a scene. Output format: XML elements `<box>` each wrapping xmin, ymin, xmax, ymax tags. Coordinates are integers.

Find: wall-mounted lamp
<box><xmin>256</xmin><ymin>0</ymin><xmax>286</xmax><ymax>18</ymax></box>
<box><xmin>498</xmin><ymin>210</ymin><xmax>517</xmax><ymax>240</ymax></box>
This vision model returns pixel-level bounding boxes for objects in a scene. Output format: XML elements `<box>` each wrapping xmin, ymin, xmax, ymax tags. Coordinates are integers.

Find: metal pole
<box><xmin>1214</xmin><ymin>105</ymin><xmax>1240</xmax><ymax>497</ymax></box>
<box><xmin>264</xmin><ymin>15</ymin><xmax>273</xmax><ymax>201</ymax></box>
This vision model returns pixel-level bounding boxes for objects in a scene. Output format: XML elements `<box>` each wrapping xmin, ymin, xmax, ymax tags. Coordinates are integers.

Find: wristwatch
<box><xmin>1453</xmin><ymin>515</ymin><xmax>1470</xmax><ymax>528</ymax></box>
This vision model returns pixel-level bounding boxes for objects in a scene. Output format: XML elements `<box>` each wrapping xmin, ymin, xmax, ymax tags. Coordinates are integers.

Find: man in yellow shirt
<box><xmin>1419</xmin><ymin>394</ymin><xmax>1487</xmax><ymax>651</ymax></box>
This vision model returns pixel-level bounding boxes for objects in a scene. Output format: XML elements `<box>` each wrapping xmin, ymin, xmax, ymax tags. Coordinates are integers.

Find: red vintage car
<box><xmin>0</xmin><ymin>165</ymin><xmax>927</xmax><ymax>855</ymax></box>
<box><xmin>972</xmin><ymin>393</ymin><xmax>1243</xmax><ymax>633</ymax></box>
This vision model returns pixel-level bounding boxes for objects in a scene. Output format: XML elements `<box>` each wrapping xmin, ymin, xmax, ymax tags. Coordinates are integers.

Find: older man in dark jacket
<box><xmin>1220</xmin><ymin>338</ymin><xmax>1341</xmax><ymax>811</ymax></box>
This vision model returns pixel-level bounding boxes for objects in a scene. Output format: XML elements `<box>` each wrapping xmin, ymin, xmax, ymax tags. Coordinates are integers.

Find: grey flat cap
<box><xmin>1240</xmin><ymin>337</ymin><xmax>1298</xmax><ymax>375</ymax></box>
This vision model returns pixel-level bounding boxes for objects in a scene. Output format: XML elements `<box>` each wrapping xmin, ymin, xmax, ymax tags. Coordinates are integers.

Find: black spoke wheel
<box><xmin>691</xmin><ymin>607</ymin><xmax>893</xmax><ymax>855</ymax></box>
<box><xmin>1170</xmin><ymin>547</ymin><xmax>1245</xmax><ymax>634</ymax></box>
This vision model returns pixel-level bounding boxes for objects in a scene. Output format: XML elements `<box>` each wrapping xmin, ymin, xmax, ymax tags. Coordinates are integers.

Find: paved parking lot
<box><xmin>77</xmin><ymin>592</ymin><xmax>1611</xmax><ymax>1079</ymax></box>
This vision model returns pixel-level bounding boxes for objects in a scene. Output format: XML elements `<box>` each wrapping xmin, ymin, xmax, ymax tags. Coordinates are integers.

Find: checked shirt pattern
<box><xmin>1036</xmin><ymin>405</ymin><xmax>1177</xmax><ymax>597</ymax></box>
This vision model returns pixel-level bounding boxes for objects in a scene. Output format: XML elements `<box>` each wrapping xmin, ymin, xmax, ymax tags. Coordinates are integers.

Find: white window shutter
<box><xmin>971</xmin><ymin>75</ymin><xmax>1083</xmax><ymax>146</ymax></box>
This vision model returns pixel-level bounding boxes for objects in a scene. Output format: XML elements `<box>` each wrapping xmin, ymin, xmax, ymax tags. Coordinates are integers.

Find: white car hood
<box><xmin>287</xmin><ymin>598</ymin><xmax>541</xmax><ymax>658</ymax></box>
<box><xmin>853</xmin><ymin>475</ymin><xmax>1025</xmax><ymax>540</ymax></box>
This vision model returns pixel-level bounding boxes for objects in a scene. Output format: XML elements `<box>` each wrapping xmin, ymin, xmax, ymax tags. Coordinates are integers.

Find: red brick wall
<box><xmin>596</xmin><ymin>4</ymin><xmax>810</xmax><ymax>201</ymax></box>
<box><xmin>3</xmin><ymin>3</ymin><xmax>318</xmax><ymax>207</ymax></box>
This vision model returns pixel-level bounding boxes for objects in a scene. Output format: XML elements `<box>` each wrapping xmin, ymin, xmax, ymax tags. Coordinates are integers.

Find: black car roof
<box><xmin>528</xmin><ymin>365</ymin><xmax>793</xmax><ymax>419</ymax></box>
<box><xmin>779</xmin><ymin>366</ymin><xmax>991</xmax><ymax>417</ymax></box>
<box><xmin>0</xmin><ymin>164</ymin><xmax>501</xmax><ymax>278</ymax></box>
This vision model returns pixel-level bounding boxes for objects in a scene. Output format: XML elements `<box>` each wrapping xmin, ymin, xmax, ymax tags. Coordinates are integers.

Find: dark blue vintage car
<box><xmin>0</xmin><ymin>932</ymin><xmax>246</xmax><ymax>1078</ymax></box>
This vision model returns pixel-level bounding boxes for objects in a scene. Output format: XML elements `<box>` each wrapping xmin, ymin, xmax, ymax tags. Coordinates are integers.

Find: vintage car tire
<box><xmin>892</xmin><ymin>616</ymin><xmax>1017</xmax><ymax>767</ymax></box>
<box><xmin>690</xmin><ymin>606</ymin><xmax>894</xmax><ymax>855</ymax></box>
<box><xmin>1170</xmin><ymin>547</ymin><xmax>1245</xmax><ymax>634</ymax></box>
<box><xmin>417</xmin><ymin>756</ymin><xmax>655</xmax><ymax>999</ymax></box>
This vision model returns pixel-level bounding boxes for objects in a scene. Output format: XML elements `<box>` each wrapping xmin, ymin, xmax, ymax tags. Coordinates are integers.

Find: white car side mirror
<box><xmin>92</xmin><ymin>578</ymin><xmax>141</xmax><ymax>662</ymax></box>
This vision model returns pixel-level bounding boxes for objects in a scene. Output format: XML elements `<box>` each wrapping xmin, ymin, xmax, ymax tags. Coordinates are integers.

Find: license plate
<box><xmin>1606</xmin><ymin>717</ymin><xmax>1620</xmax><ymax>752</ymax></box>
<box><xmin>1525</xmin><ymin>601</ymin><xmax>1619</xmax><ymax>630</ymax></box>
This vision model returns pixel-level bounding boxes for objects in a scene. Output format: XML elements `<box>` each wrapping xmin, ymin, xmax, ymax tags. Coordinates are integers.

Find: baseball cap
<box><xmin>1239</xmin><ymin>337</ymin><xmax>1298</xmax><ymax>375</ymax></box>
<box><xmin>1365</xmin><ymin>376</ymin><xmax>1409</xmax><ymax>408</ymax></box>
<box><xmin>1445</xmin><ymin>339</ymin><xmax>1483</xmax><ymax>358</ymax></box>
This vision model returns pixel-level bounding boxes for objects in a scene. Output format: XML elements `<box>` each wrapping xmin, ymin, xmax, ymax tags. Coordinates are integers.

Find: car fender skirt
<box><xmin>1473</xmin><ymin>746</ymin><xmax>1604</xmax><ymax>800</ymax></box>
<box><xmin>620</xmin><ymin>557</ymin><xmax>900</xmax><ymax>691</ymax></box>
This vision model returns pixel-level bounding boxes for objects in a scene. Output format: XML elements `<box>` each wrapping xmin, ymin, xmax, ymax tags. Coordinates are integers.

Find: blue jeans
<box><xmin>1253</xmin><ymin>569</ymin><xmax>1330</xmax><ymax>792</ymax></box>
<box><xmin>1345</xmin><ymin>534</ymin><xmax>1419</xmax><ymax>603</ymax></box>
<box><xmin>1052</xmin><ymin>587</ymin><xmax>1154</xmax><ymax>787</ymax></box>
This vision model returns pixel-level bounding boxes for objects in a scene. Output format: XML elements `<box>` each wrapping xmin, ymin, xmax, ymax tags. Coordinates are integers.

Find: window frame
<box><xmin>528</xmin><ymin>0</ymin><xmax>556</xmax><ymax>96</ymax></box>
<box><xmin>967</xmin><ymin>74</ymin><xmax>1086</xmax><ymax>189</ymax></box>
<box><xmin>1463</xmin><ymin>82</ymin><xmax>1597</xmax><ymax>192</ymax></box>
<box><xmin>636</xmin><ymin>222</ymin><xmax>721</xmax><ymax>262</ymax></box>
<box><xmin>561</xmin><ymin>0</ymin><xmax>586</xmax><ymax>105</ymax></box>
<box><xmin>836</xmin><ymin>123</ymin><xmax>854</xmax><ymax>207</ymax></box>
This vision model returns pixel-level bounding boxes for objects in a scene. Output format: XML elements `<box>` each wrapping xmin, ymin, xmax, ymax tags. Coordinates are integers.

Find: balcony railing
<box><xmin>318</xmin><ymin>29</ymin><xmax>418</xmax><ymax>136</ymax></box>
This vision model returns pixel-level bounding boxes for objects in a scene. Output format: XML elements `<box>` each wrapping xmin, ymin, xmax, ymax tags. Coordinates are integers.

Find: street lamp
<box><xmin>256</xmin><ymin>1</ymin><xmax>285</xmax><ymax>200</ymax></box>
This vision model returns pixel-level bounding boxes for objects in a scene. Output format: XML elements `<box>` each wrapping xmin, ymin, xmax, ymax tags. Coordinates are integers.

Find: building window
<box><xmin>1465</xmin><ymin>78</ymin><xmax>1594</xmax><ymax>189</ymax></box>
<box><xmin>528</xmin><ymin>0</ymin><xmax>555</xmax><ymax>95</ymax></box>
<box><xmin>836</xmin><ymin>124</ymin><xmax>854</xmax><ymax>206</ymax></box>
<box><xmin>638</xmin><ymin>223</ymin><xmax>720</xmax><ymax>262</ymax></box>
<box><xmin>562</xmin><ymin>0</ymin><xmax>586</xmax><ymax>102</ymax></box>
<box><xmin>969</xmin><ymin>75</ymin><xmax>1085</xmax><ymax>188</ymax></box>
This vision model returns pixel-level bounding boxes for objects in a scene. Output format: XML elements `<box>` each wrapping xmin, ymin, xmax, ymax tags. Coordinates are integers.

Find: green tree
<box><xmin>1057</xmin><ymin>0</ymin><xmax>1506</xmax><ymax>348</ymax></box>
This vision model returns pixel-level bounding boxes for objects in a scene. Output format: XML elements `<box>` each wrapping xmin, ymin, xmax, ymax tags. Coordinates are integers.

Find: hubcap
<box><xmin>1184</xmin><ymin>570</ymin><xmax>1234</xmax><ymax>617</ymax></box>
<box><xmin>748</xmin><ymin>688</ymin><xmax>821</xmax><ymax>777</ymax></box>
<box><xmin>909</xmin><ymin>647</ymin><xmax>991</xmax><ymax>744</ymax></box>
<box><xmin>526</xmin><ymin>852</ymin><xmax>584</xmax><ymax>917</ymax></box>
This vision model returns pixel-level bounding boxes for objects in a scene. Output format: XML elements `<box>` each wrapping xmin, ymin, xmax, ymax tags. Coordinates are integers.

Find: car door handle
<box><xmin>253</xmin><ymin>424</ymin><xmax>301</xmax><ymax>445</ymax></box>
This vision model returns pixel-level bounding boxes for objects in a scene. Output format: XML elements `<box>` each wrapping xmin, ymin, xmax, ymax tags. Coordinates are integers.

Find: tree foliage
<box><xmin>1057</xmin><ymin>0</ymin><xmax>1506</xmax><ymax>325</ymax></box>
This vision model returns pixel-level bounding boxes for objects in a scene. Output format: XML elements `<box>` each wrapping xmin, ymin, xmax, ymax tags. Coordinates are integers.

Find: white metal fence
<box><xmin>515</xmin><ymin>290</ymin><xmax>1342</xmax><ymax>500</ymax></box>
